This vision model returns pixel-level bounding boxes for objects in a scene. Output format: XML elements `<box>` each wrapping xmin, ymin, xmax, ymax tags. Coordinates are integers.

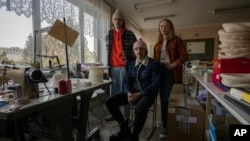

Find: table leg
<box><xmin>204</xmin><ymin>92</ymin><xmax>212</xmax><ymax>141</ymax></box>
<box><xmin>77</xmin><ymin>92</ymin><xmax>92</xmax><ymax>141</ymax></box>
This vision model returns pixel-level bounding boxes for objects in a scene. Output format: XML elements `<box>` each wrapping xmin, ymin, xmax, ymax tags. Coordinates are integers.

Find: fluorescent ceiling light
<box><xmin>213</xmin><ymin>6</ymin><xmax>250</xmax><ymax>15</ymax></box>
<box><xmin>134</xmin><ymin>0</ymin><xmax>173</xmax><ymax>10</ymax></box>
<box><xmin>144</xmin><ymin>14</ymin><xmax>175</xmax><ymax>22</ymax></box>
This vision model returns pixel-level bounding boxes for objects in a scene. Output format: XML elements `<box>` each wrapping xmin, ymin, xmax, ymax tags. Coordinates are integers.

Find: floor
<box><xmin>87</xmin><ymin>96</ymin><xmax>162</xmax><ymax>141</ymax></box>
<box><xmin>86</xmin><ymin>84</ymin><xmax>184</xmax><ymax>141</ymax></box>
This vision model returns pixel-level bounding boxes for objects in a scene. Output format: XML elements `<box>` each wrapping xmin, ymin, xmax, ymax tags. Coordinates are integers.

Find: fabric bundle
<box><xmin>220</xmin><ymin>73</ymin><xmax>250</xmax><ymax>88</ymax></box>
<box><xmin>218</xmin><ymin>23</ymin><xmax>250</xmax><ymax>59</ymax></box>
<box><xmin>217</xmin><ymin>23</ymin><xmax>250</xmax><ymax>88</ymax></box>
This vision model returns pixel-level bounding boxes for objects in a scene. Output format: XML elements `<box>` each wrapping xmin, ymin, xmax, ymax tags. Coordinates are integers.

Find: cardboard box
<box><xmin>213</xmin><ymin>58</ymin><xmax>250</xmax><ymax>73</ymax></box>
<box><xmin>204</xmin><ymin>71</ymin><xmax>213</xmax><ymax>82</ymax></box>
<box><xmin>210</xmin><ymin>114</ymin><xmax>240</xmax><ymax>141</ymax></box>
<box><xmin>167</xmin><ymin>95</ymin><xmax>205</xmax><ymax>141</ymax></box>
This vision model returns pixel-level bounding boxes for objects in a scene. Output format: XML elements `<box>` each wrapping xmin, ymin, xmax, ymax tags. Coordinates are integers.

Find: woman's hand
<box><xmin>167</xmin><ymin>62</ymin><xmax>177</xmax><ymax>70</ymax></box>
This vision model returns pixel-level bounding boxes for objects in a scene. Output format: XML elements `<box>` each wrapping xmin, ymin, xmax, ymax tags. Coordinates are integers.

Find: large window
<box><xmin>0</xmin><ymin>0</ymin><xmax>110</xmax><ymax>67</ymax></box>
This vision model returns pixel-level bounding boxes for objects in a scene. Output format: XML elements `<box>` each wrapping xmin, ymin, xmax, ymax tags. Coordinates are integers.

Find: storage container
<box><xmin>213</xmin><ymin>58</ymin><xmax>250</xmax><ymax>73</ymax></box>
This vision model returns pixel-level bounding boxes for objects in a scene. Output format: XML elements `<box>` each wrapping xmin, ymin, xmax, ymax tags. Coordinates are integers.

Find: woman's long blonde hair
<box><xmin>157</xmin><ymin>19</ymin><xmax>176</xmax><ymax>43</ymax></box>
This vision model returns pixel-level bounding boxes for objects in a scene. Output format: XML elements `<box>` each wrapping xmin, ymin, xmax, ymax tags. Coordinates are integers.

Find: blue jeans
<box><xmin>109</xmin><ymin>67</ymin><xmax>130</xmax><ymax>118</ymax></box>
<box><xmin>159</xmin><ymin>65</ymin><xmax>174</xmax><ymax>128</ymax></box>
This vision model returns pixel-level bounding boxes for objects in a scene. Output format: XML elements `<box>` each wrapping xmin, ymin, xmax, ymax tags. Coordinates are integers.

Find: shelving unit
<box><xmin>187</xmin><ymin>70</ymin><xmax>250</xmax><ymax>140</ymax></box>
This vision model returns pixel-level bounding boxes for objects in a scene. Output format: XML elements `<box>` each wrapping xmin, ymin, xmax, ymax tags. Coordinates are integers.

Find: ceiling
<box><xmin>104</xmin><ymin>0</ymin><xmax>250</xmax><ymax>31</ymax></box>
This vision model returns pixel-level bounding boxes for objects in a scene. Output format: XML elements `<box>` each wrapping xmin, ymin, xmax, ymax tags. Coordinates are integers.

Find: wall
<box><xmin>142</xmin><ymin>25</ymin><xmax>223</xmax><ymax>59</ymax></box>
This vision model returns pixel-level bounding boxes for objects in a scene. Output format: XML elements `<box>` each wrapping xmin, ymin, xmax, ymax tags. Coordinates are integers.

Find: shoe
<box><xmin>109</xmin><ymin>126</ymin><xmax>131</xmax><ymax>141</ymax></box>
<box><xmin>159</xmin><ymin>127</ymin><xmax>167</xmax><ymax>139</ymax></box>
<box><xmin>106</xmin><ymin>115</ymin><xmax>115</xmax><ymax>121</ymax></box>
<box><xmin>131</xmin><ymin>134</ymin><xmax>139</xmax><ymax>141</ymax></box>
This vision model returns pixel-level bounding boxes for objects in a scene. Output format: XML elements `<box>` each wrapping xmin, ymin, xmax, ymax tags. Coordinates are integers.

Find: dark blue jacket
<box><xmin>125</xmin><ymin>58</ymin><xmax>160</xmax><ymax>97</ymax></box>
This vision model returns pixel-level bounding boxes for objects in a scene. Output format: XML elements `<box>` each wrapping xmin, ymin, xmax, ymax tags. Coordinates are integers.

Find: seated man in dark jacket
<box><xmin>106</xmin><ymin>38</ymin><xmax>160</xmax><ymax>141</ymax></box>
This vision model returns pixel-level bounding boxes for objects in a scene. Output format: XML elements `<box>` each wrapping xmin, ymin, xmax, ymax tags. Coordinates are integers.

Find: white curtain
<box><xmin>0</xmin><ymin>0</ymin><xmax>110</xmax><ymax>39</ymax></box>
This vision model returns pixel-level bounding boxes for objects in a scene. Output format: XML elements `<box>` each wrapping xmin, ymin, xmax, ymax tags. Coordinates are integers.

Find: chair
<box><xmin>130</xmin><ymin>98</ymin><xmax>157</xmax><ymax>140</ymax></box>
<box><xmin>87</xmin><ymin>88</ymin><xmax>108</xmax><ymax>131</ymax></box>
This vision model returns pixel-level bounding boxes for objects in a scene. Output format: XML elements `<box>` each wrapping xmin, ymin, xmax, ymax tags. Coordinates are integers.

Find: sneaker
<box><xmin>159</xmin><ymin>128</ymin><xmax>167</xmax><ymax>139</ymax></box>
<box><xmin>105</xmin><ymin>115</ymin><xmax>115</xmax><ymax>121</ymax></box>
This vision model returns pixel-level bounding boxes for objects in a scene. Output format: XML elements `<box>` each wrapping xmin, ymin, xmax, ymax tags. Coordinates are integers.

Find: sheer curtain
<box><xmin>0</xmin><ymin>0</ymin><xmax>110</xmax><ymax>40</ymax></box>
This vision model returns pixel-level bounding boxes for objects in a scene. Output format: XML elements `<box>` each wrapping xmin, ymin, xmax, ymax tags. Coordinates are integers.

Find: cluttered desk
<box><xmin>0</xmin><ymin>64</ymin><xmax>111</xmax><ymax>141</ymax></box>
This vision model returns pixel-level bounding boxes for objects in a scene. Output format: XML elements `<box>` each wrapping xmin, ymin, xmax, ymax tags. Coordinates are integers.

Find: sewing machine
<box><xmin>0</xmin><ymin>64</ymin><xmax>48</xmax><ymax>99</ymax></box>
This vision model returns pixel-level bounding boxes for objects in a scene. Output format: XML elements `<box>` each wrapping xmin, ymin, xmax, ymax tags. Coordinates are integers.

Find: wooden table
<box><xmin>0</xmin><ymin>79</ymin><xmax>112</xmax><ymax>141</ymax></box>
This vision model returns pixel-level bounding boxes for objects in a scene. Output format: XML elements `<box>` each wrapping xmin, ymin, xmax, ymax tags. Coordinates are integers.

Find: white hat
<box><xmin>112</xmin><ymin>8</ymin><xmax>124</xmax><ymax>20</ymax></box>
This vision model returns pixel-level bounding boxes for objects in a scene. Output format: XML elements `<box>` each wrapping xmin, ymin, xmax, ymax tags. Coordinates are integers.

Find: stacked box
<box><xmin>167</xmin><ymin>95</ymin><xmax>205</xmax><ymax>141</ymax></box>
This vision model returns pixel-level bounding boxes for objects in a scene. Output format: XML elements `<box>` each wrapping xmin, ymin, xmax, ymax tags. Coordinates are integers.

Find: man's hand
<box><xmin>128</xmin><ymin>92</ymin><xmax>141</xmax><ymax>104</ymax></box>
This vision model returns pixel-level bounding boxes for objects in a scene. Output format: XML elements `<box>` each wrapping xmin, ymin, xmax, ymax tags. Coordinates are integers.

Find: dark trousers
<box><xmin>106</xmin><ymin>92</ymin><xmax>157</xmax><ymax>136</ymax></box>
<box><xmin>159</xmin><ymin>66</ymin><xmax>174</xmax><ymax>128</ymax></box>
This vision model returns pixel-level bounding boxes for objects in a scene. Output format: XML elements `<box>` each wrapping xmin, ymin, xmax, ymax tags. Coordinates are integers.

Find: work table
<box><xmin>0</xmin><ymin>79</ymin><xmax>112</xmax><ymax>141</ymax></box>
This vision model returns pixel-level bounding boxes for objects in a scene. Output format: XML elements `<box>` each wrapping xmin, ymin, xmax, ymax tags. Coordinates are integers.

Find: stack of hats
<box><xmin>215</xmin><ymin>23</ymin><xmax>250</xmax><ymax>89</ymax></box>
<box><xmin>218</xmin><ymin>23</ymin><xmax>250</xmax><ymax>59</ymax></box>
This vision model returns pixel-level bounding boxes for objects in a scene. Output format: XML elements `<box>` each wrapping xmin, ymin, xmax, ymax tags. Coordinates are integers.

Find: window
<box><xmin>0</xmin><ymin>0</ymin><xmax>110</xmax><ymax>67</ymax></box>
<box><xmin>0</xmin><ymin>7</ymin><xmax>33</xmax><ymax>65</ymax></box>
<box><xmin>83</xmin><ymin>12</ymin><xmax>97</xmax><ymax>64</ymax></box>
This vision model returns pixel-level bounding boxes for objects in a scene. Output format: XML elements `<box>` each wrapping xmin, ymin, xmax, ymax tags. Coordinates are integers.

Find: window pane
<box><xmin>40</xmin><ymin>16</ymin><xmax>80</xmax><ymax>69</ymax></box>
<box><xmin>84</xmin><ymin>13</ymin><xmax>97</xmax><ymax>64</ymax></box>
<box><xmin>0</xmin><ymin>7</ymin><xmax>33</xmax><ymax>66</ymax></box>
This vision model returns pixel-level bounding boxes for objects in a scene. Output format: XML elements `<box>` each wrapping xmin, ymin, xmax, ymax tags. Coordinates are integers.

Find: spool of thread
<box><xmin>58</xmin><ymin>80</ymin><xmax>67</xmax><ymax>94</ymax></box>
<box><xmin>66</xmin><ymin>79</ymin><xmax>72</xmax><ymax>93</ymax></box>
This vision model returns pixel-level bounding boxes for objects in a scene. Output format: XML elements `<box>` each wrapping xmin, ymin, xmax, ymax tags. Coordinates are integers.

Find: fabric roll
<box><xmin>218</xmin><ymin>29</ymin><xmax>250</xmax><ymax>40</ymax></box>
<box><xmin>222</xmin><ymin>23</ymin><xmax>250</xmax><ymax>32</ymax></box>
<box><xmin>218</xmin><ymin>52</ymin><xmax>250</xmax><ymax>59</ymax></box>
<box><xmin>58</xmin><ymin>80</ymin><xmax>67</xmax><ymax>94</ymax></box>
<box><xmin>218</xmin><ymin>48</ymin><xmax>250</xmax><ymax>55</ymax></box>
<box><xmin>219</xmin><ymin>37</ymin><xmax>250</xmax><ymax>46</ymax></box>
<box><xmin>218</xmin><ymin>44</ymin><xmax>250</xmax><ymax>50</ymax></box>
<box><xmin>221</xmin><ymin>73</ymin><xmax>250</xmax><ymax>88</ymax></box>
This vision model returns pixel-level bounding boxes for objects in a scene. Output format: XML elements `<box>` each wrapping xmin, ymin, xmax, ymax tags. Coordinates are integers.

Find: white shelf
<box><xmin>188</xmin><ymin>70</ymin><xmax>250</xmax><ymax>125</ymax></box>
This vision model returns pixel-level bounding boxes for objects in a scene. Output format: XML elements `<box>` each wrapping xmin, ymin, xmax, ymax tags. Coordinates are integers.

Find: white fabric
<box><xmin>222</xmin><ymin>23</ymin><xmax>250</xmax><ymax>32</ymax></box>
<box><xmin>218</xmin><ymin>44</ymin><xmax>250</xmax><ymax>49</ymax></box>
<box><xmin>218</xmin><ymin>48</ymin><xmax>250</xmax><ymax>54</ymax></box>
<box><xmin>221</xmin><ymin>73</ymin><xmax>250</xmax><ymax>88</ymax></box>
<box><xmin>0</xmin><ymin>0</ymin><xmax>110</xmax><ymax>40</ymax></box>
<box><xmin>219</xmin><ymin>36</ymin><xmax>250</xmax><ymax>44</ymax></box>
<box><xmin>218</xmin><ymin>52</ymin><xmax>250</xmax><ymax>59</ymax></box>
<box><xmin>219</xmin><ymin>36</ymin><xmax>250</xmax><ymax>46</ymax></box>
<box><xmin>218</xmin><ymin>29</ymin><xmax>250</xmax><ymax>40</ymax></box>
